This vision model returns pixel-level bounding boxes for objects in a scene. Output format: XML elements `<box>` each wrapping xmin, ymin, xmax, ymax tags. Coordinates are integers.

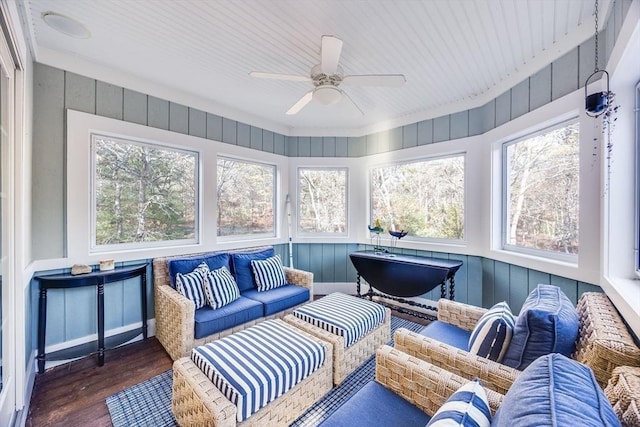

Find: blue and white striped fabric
<box><xmin>203</xmin><ymin>266</ymin><xmax>240</xmax><ymax>309</ymax></box>
<box><xmin>293</xmin><ymin>292</ymin><xmax>386</xmax><ymax>348</ymax></box>
<box><xmin>175</xmin><ymin>262</ymin><xmax>208</xmax><ymax>309</ymax></box>
<box><xmin>191</xmin><ymin>320</ymin><xmax>326</xmax><ymax>422</ymax></box>
<box><xmin>251</xmin><ymin>255</ymin><xmax>286</xmax><ymax>291</ymax></box>
<box><xmin>468</xmin><ymin>301</ymin><xmax>515</xmax><ymax>362</ymax></box>
<box><xmin>427</xmin><ymin>380</ymin><xmax>492</xmax><ymax>427</ymax></box>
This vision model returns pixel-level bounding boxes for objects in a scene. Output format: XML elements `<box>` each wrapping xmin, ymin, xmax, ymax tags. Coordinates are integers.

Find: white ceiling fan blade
<box><xmin>286</xmin><ymin>90</ymin><xmax>314</xmax><ymax>115</ymax></box>
<box><xmin>249</xmin><ymin>71</ymin><xmax>312</xmax><ymax>82</ymax></box>
<box><xmin>342</xmin><ymin>74</ymin><xmax>406</xmax><ymax>87</ymax></box>
<box><xmin>320</xmin><ymin>35</ymin><xmax>343</xmax><ymax>75</ymax></box>
<box><xmin>342</xmin><ymin>91</ymin><xmax>364</xmax><ymax>116</ymax></box>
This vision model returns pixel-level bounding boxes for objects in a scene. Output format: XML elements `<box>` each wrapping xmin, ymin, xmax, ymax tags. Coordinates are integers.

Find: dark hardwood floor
<box><xmin>26</xmin><ymin>337</ymin><xmax>173</xmax><ymax>427</ymax></box>
<box><xmin>26</xmin><ymin>300</ymin><xmax>428</xmax><ymax>427</ymax></box>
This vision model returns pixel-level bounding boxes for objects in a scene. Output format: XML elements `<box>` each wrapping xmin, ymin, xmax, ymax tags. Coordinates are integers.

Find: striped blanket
<box><xmin>293</xmin><ymin>293</ymin><xmax>386</xmax><ymax>348</ymax></box>
<box><xmin>191</xmin><ymin>319</ymin><xmax>326</xmax><ymax>422</ymax></box>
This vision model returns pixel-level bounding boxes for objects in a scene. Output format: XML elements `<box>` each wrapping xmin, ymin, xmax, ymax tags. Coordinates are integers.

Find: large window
<box><xmin>217</xmin><ymin>157</ymin><xmax>276</xmax><ymax>237</ymax></box>
<box><xmin>91</xmin><ymin>134</ymin><xmax>198</xmax><ymax>250</ymax></box>
<box><xmin>370</xmin><ymin>155</ymin><xmax>465</xmax><ymax>240</ymax></box>
<box><xmin>503</xmin><ymin>120</ymin><xmax>579</xmax><ymax>258</ymax></box>
<box><xmin>298</xmin><ymin>168</ymin><xmax>348</xmax><ymax>234</ymax></box>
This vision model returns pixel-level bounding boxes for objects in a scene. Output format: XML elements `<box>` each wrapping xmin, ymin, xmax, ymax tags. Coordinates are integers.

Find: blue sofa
<box><xmin>153</xmin><ymin>246</ymin><xmax>313</xmax><ymax>360</ymax></box>
<box><xmin>320</xmin><ymin>346</ymin><xmax>621</xmax><ymax>426</ymax></box>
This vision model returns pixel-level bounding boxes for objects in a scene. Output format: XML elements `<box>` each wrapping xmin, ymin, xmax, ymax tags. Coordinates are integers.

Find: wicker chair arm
<box><xmin>394</xmin><ymin>328</ymin><xmax>520</xmax><ymax>395</ymax></box>
<box><xmin>155</xmin><ymin>285</ymin><xmax>195</xmax><ymax>360</ymax></box>
<box><xmin>437</xmin><ymin>299</ymin><xmax>488</xmax><ymax>331</ymax></box>
<box><xmin>172</xmin><ymin>357</ymin><xmax>236</xmax><ymax>427</ymax></box>
<box><xmin>283</xmin><ymin>267</ymin><xmax>314</xmax><ymax>299</ymax></box>
<box><xmin>375</xmin><ymin>345</ymin><xmax>504</xmax><ymax>416</ymax></box>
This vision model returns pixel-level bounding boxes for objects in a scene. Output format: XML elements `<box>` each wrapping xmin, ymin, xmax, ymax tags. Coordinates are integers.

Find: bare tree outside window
<box><xmin>298</xmin><ymin>168</ymin><xmax>347</xmax><ymax>233</ymax></box>
<box><xmin>93</xmin><ymin>135</ymin><xmax>198</xmax><ymax>247</ymax></box>
<box><xmin>217</xmin><ymin>157</ymin><xmax>275</xmax><ymax>237</ymax></box>
<box><xmin>370</xmin><ymin>155</ymin><xmax>465</xmax><ymax>239</ymax></box>
<box><xmin>504</xmin><ymin>121</ymin><xmax>579</xmax><ymax>256</ymax></box>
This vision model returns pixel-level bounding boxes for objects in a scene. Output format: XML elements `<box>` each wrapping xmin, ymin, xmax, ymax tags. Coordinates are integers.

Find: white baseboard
<box><xmin>313</xmin><ymin>282</ymin><xmax>358</xmax><ymax>295</ymax></box>
<box><xmin>43</xmin><ymin>318</ymin><xmax>156</xmax><ymax>370</ymax></box>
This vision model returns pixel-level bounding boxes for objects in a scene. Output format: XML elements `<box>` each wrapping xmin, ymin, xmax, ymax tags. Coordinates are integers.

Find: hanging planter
<box><xmin>585</xmin><ymin>69</ymin><xmax>610</xmax><ymax>117</ymax></box>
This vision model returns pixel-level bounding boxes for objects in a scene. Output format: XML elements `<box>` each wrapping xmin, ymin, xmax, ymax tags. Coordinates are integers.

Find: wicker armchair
<box><xmin>395</xmin><ymin>292</ymin><xmax>640</xmax><ymax>394</ymax></box>
<box><xmin>153</xmin><ymin>251</ymin><xmax>314</xmax><ymax>361</ymax></box>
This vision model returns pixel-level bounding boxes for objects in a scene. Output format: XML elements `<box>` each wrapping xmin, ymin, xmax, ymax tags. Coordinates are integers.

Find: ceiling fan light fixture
<box><xmin>313</xmin><ymin>85</ymin><xmax>342</xmax><ymax>105</ymax></box>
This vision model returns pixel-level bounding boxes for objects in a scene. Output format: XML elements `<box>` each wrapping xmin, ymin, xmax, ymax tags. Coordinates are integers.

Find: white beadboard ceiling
<box><xmin>22</xmin><ymin>0</ymin><xmax>607</xmax><ymax>135</ymax></box>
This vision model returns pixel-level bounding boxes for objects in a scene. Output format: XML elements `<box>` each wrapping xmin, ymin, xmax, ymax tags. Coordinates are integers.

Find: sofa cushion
<box><xmin>318</xmin><ymin>380</ymin><xmax>431</xmax><ymax>427</ymax></box>
<box><xmin>175</xmin><ymin>262</ymin><xmax>209</xmax><ymax>309</ymax></box>
<box><xmin>502</xmin><ymin>284</ymin><xmax>579</xmax><ymax>370</ymax></box>
<box><xmin>231</xmin><ymin>247</ymin><xmax>275</xmax><ymax>292</ymax></box>
<box><xmin>492</xmin><ymin>353</ymin><xmax>620</xmax><ymax>427</ymax></box>
<box><xmin>419</xmin><ymin>321</ymin><xmax>472</xmax><ymax>351</ymax></box>
<box><xmin>427</xmin><ymin>379</ymin><xmax>491</xmax><ymax>427</ymax></box>
<box><xmin>242</xmin><ymin>284</ymin><xmax>309</xmax><ymax>316</ymax></box>
<box><xmin>193</xmin><ymin>296</ymin><xmax>263</xmax><ymax>339</ymax></box>
<box><xmin>468</xmin><ymin>301</ymin><xmax>515</xmax><ymax>362</ymax></box>
<box><xmin>202</xmin><ymin>266</ymin><xmax>240</xmax><ymax>309</ymax></box>
<box><xmin>251</xmin><ymin>255</ymin><xmax>286</xmax><ymax>291</ymax></box>
<box><xmin>167</xmin><ymin>252</ymin><xmax>230</xmax><ymax>287</ymax></box>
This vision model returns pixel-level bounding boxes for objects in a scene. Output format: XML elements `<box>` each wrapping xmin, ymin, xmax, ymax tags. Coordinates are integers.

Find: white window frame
<box><xmin>501</xmin><ymin>117</ymin><xmax>580</xmax><ymax>263</ymax></box>
<box><xmin>216</xmin><ymin>155</ymin><xmax>278</xmax><ymax>241</ymax></box>
<box><xmin>89</xmin><ymin>133</ymin><xmax>200</xmax><ymax>252</ymax></box>
<box><xmin>296</xmin><ymin>166</ymin><xmax>349</xmax><ymax>236</ymax></box>
<box><xmin>368</xmin><ymin>152</ymin><xmax>466</xmax><ymax>244</ymax></box>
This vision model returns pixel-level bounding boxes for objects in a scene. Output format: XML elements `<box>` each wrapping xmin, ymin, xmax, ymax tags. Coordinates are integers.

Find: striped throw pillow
<box><xmin>427</xmin><ymin>380</ymin><xmax>492</xmax><ymax>427</ymax></box>
<box><xmin>468</xmin><ymin>301</ymin><xmax>515</xmax><ymax>362</ymax></box>
<box><xmin>175</xmin><ymin>262</ymin><xmax>209</xmax><ymax>309</ymax></box>
<box><xmin>203</xmin><ymin>266</ymin><xmax>240</xmax><ymax>309</ymax></box>
<box><xmin>251</xmin><ymin>255</ymin><xmax>286</xmax><ymax>291</ymax></box>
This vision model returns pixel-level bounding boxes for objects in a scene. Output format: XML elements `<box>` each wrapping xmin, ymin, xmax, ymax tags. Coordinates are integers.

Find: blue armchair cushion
<box><xmin>468</xmin><ymin>301</ymin><xmax>515</xmax><ymax>362</ymax></box>
<box><xmin>318</xmin><ymin>380</ymin><xmax>430</xmax><ymax>427</ymax></box>
<box><xmin>502</xmin><ymin>284</ymin><xmax>579</xmax><ymax>370</ymax></box>
<box><xmin>427</xmin><ymin>379</ymin><xmax>491</xmax><ymax>427</ymax></box>
<box><xmin>251</xmin><ymin>255</ymin><xmax>286</xmax><ymax>291</ymax></box>
<box><xmin>492</xmin><ymin>353</ymin><xmax>620</xmax><ymax>427</ymax></box>
<box><xmin>193</xmin><ymin>296</ymin><xmax>263</xmax><ymax>339</ymax></box>
<box><xmin>202</xmin><ymin>266</ymin><xmax>240</xmax><ymax>309</ymax></box>
<box><xmin>175</xmin><ymin>262</ymin><xmax>208</xmax><ymax>309</ymax></box>
<box><xmin>242</xmin><ymin>284</ymin><xmax>309</xmax><ymax>316</ymax></box>
<box><xmin>231</xmin><ymin>248</ymin><xmax>275</xmax><ymax>292</ymax></box>
<box><xmin>419</xmin><ymin>321</ymin><xmax>472</xmax><ymax>351</ymax></box>
<box><xmin>167</xmin><ymin>252</ymin><xmax>230</xmax><ymax>287</ymax></box>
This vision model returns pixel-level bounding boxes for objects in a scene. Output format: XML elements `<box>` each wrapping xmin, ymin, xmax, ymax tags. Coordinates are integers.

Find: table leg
<box><xmin>97</xmin><ymin>282</ymin><xmax>105</xmax><ymax>367</ymax></box>
<box><xmin>356</xmin><ymin>273</ymin><xmax>361</xmax><ymax>297</ymax></box>
<box><xmin>440</xmin><ymin>282</ymin><xmax>446</xmax><ymax>299</ymax></box>
<box><xmin>141</xmin><ymin>269</ymin><xmax>148</xmax><ymax>339</ymax></box>
<box><xmin>37</xmin><ymin>287</ymin><xmax>47</xmax><ymax>374</ymax></box>
<box><xmin>449</xmin><ymin>276</ymin><xmax>456</xmax><ymax>300</ymax></box>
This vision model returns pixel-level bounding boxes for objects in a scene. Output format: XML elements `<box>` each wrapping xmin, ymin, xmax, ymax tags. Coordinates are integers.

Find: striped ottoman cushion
<box><xmin>191</xmin><ymin>319</ymin><xmax>326</xmax><ymax>422</ymax></box>
<box><xmin>293</xmin><ymin>292</ymin><xmax>386</xmax><ymax>347</ymax></box>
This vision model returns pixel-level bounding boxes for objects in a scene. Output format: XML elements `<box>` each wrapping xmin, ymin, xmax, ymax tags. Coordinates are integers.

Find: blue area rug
<box><xmin>106</xmin><ymin>316</ymin><xmax>424</xmax><ymax>427</ymax></box>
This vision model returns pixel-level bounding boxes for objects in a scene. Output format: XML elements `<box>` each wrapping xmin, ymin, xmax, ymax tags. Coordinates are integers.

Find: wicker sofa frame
<box><xmin>153</xmin><ymin>249</ymin><xmax>314</xmax><ymax>361</ymax></box>
<box><xmin>394</xmin><ymin>292</ymin><xmax>640</xmax><ymax>394</ymax></box>
<box><xmin>171</xmin><ymin>320</ymin><xmax>333</xmax><ymax>427</ymax></box>
<box><xmin>283</xmin><ymin>306</ymin><xmax>391</xmax><ymax>385</ymax></box>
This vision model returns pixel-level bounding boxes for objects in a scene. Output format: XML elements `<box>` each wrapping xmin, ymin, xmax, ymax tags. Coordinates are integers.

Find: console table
<box><xmin>349</xmin><ymin>251</ymin><xmax>462</xmax><ymax>320</ymax></box>
<box><xmin>35</xmin><ymin>264</ymin><xmax>148</xmax><ymax>373</ymax></box>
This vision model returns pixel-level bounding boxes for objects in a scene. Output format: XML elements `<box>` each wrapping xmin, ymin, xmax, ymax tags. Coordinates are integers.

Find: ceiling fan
<box><xmin>249</xmin><ymin>35</ymin><xmax>406</xmax><ymax>115</ymax></box>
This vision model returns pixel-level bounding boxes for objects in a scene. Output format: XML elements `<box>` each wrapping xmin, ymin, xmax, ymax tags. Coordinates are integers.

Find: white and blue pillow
<box><xmin>203</xmin><ymin>266</ymin><xmax>240</xmax><ymax>309</ymax></box>
<box><xmin>468</xmin><ymin>301</ymin><xmax>515</xmax><ymax>362</ymax></box>
<box><xmin>175</xmin><ymin>262</ymin><xmax>209</xmax><ymax>309</ymax></box>
<box><xmin>427</xmin><ymin>379</ymin><xmax>491</xmax><ymax>427</ymax></box>
<box><xmin>251</xmin><ymin>255</ymin><xmax>286</xmax><ymax>292</ymax></box>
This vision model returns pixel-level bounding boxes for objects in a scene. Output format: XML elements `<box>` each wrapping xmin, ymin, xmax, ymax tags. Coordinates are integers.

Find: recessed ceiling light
<box><xmin>42</xmin><ymin>11</ymin><xmax>91</xmax><ymax>39</ymax></box>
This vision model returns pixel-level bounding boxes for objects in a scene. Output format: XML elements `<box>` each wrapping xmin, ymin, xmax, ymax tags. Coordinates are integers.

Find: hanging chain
<box><xmin>594</xmin><ymin>0</ymin><xmax>599</xmax><ymax>72</ymax></box>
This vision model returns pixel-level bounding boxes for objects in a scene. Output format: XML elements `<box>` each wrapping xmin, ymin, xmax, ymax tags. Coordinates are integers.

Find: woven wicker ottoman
<box><xmin>284</xmin><ymin>292</ymin><xmax>391</xmax><ymax>385</ymax></box>
<box><xmin>172</xmin><ymin>319</ymin><xmax>333</xmax><ymax>427</ymax></box>
<box><xmin>605</xmin><ymin>366</ymin><xmax>640</xmax><ymax>426</ymax></box>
